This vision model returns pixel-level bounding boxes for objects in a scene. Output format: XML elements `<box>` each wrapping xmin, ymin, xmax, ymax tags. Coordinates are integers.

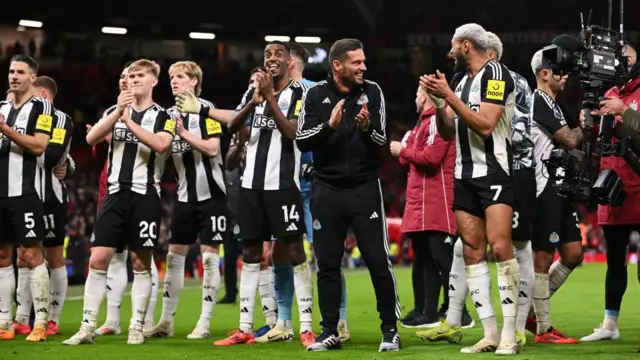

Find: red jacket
<box><xmin>598</xmin><ymin>76</ymin><xmax>640</xmax><ymax>225</ymax></box>
<box><xmin>92</xmin><ymin>142</ymin><xmax>109</xmax><ymax>212</ymax></box>
<box><xmin>399</xmin><ymin>108</ymin><xmax>456</xmax><ymax>235</ymax></box>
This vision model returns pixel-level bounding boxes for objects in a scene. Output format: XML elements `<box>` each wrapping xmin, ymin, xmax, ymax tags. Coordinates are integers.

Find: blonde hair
<box><xmin>128</xmin><ymin>59</ymin><xmax>161</xmax><ymax>78</ymax></box>
<box><xmin>169</xmin><ymin>61</ymin><xmax>203</xmax><ymax>96</ymax></box>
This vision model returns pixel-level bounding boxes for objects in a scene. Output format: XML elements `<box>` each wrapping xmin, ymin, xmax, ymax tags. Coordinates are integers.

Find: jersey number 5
<box><xmin>282</xmin><ymin>205</ymin><xmax>300</xmax><ymax>223</ymax></box>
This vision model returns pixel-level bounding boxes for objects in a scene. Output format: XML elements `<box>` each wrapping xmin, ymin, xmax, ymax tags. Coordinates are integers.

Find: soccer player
<box><xmin>0</xmin><ymin>55</ymin><xmax>54</xmax><ymax>341</ymax></box>
<box><xmin>528</xmin><ymin>50</ymin><xmax>583</xmax><ymax>344</ymax></box>
<box><xmin>14</xmin><ymin>76</ymin><xmax>74</xmax><ymax>337</ymax></box>
<box><xmin>145</xmin><ymin>60</ymin><xmax>227</xmax><ymax>339</ymax></box>
<box><xmin>421</xmin><ymin>24</ymin><xmax>519</xmax><ymax>355</ymax></box>
<box><xmin>92</xmin><ymin>64</ymin><xmax>159</xmax><ymax>336</ymax></box>
<box><xmin>211</xmin><ymin>41</ymin><xmax>309</xmax><ymax>346</ymax></box>
<box><xmin>64</xmin><ymin>59</ymin><xmax>175</xmax><ymax>346</ymax></box>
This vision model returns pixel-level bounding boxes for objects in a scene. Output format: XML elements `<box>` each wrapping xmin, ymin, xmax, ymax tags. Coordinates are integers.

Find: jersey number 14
<box><xmin>282</xmin><ymin>205</ymin><xmax>300</xmax><ymax>223</ymax></box>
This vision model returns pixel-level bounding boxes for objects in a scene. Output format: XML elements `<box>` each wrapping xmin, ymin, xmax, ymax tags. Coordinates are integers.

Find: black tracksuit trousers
<box><xmin>312</xmin><ymin>178</ymin><xmax>400</xmax><ymax>333</ymax></box>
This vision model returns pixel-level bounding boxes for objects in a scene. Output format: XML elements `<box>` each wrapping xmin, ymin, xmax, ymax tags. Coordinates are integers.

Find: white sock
<box><xmin>496</xmin><ymin>258</ymin><xmax>520</xmax><ymax>344</ymax></box>
<box><xmin>0</xmin><ymin>266</ymin><xmax>15</xmax><ymax>322</ymax></box>
<box><xmin>105</xmin><ymin>250</ymin><xmax>128</xmax><ymax>325</ymax></box>
<box><xmin>31</xmin><ymin>263</ymin><xmax>51</xmax><ymax>325</ymax></box>
<box><xmin>293</xmin><ymin>262</ymin><xmax>314</xmax><ymax>333</ymax></box>
<box><xmin>514</xmin><ymin>242</ymin><xmax>533</xmax><ymax>334</ymax></box>
<box><xmin>15</xmin><ymin>268</ymin><xmax>32</xmax><ymax>325</ymax></box>
<box><xmin>49</xmin><ymin>266</ymin><xmax>68</xmax><ymax>324</ymax></box>
<box><xmin>446</xmin><ymin>238</ymin><xmax>467</xmax><ymax>327</ymax></box>
<box><xmin>549</xmin><ymin>260</ymin><xmax>572</xmax><ymax>297</ymax></box>
<box><xmin>197</xmin><ymin>252</ymin><xmax>220</xmax><ymax>330</ymax></box>
<box><xmin>239</xmin><ymin>262</ymin><xmax>261</xmax><ymax>334</ymax></box>
<box><xmin>82</xmin><ymin>268</ymin><xmax>108</xmax><ymax>329</ymax></box>
<box><xmin>259</xmin><ymin>267</ymin><xmax>277</xmax><ymax>327</ymax></box>
<box><xmin>466</xmin><ymin>261</ymin><xmax>499</xmax><ymax>342</ymax></box>
<box><xmin>145</xmin><ymin>258</ymin><xmax>158</xmax><ymax>326</ymax></box>
<box><xmin>532</xmin><ymin>273</ymin><xmax>550</xmax><ymax>334</ymax></box>
<box><xmin>276</xmin><ymin>318</ymin><xmax>293</xmax><ymax>330</ymax></box>
<box><xmin>603</xmin><ymin>314</ymin><xmax>619</xmax><ymax>331</ymax></box>
<box><xmin>130</xmin><ymin>270</ymin><xmax>152</xmax><ymax>331</ymax></box>
<box><xmin>159</xmin><ymin>252</ymin><xmax>186</xmax><ymax>324</ymax></box>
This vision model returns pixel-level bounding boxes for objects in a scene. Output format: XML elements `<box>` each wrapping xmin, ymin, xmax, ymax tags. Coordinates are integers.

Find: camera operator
<box><xmin>529</xmin><ymin>49</ymin><xmax>584</xmax><ymax>345</ymax></box>
<box><xmin>580</xmin><ymin>41</ymin><xmax>639</xmax><ymax>342</ymax></box>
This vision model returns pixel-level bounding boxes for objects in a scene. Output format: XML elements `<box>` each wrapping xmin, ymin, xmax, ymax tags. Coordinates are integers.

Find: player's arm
<box><xmin>208</xmin><ymin>109</ymin><xmax>234</xmax><ymax>124</ymax></box>
<box><xmin>535</xmin><ymin>100</ymin><xmax>583</xmax><ymax>150</ymax></box>
<box><xmin>179</xmin><ymin>116</ymin><xmax>222</xmax><ymax>158</ymax></box>
<box><xmin>44</xmin><ymin>111</ymin><xmax>73</xmax><ymax>168</ymax></box>
<box><xmin>87</xmin><ymin>106</ymin><xmax>122</xmax><ymax>145</ymax></box>
<box><xmin>65</xmin><ymin>154</ymin><xmax>75</xmax><ymax>180</ymax></box>
<box><xmin>125</xmin><ymin>110</ymin><xmax>175</xmax><ymax>153</ymax></box>
<box><xmin>0</xmin><ymin>99</ymin><xmax>53</xmax><ymax>156</ymax></box>
<box><xmin>229</xmin><ymin>87</ymin><xmax>258</xmax><ymax>133</ymax></box>
<box><xmin>361</xmin><ymin>82</ymin><xmax>387</xmax><ymax>147</ymax></box>
<box><xmin>447</xmin><ymin>64</ymin><xmax>515</xmax><ymax>138</ymax></box>
<box><xmin>226</xmin><ymin>127</ymin><xmax>249</xmax><ymax>170</ymax></box>
<box><xmin>264</xmin><ymin>88</ymin><xmax>298</xmax><ymax>139</ymax></box>
<box><xmin>296</xmin><ymin>87</ymin><xmax>335</xmax><ymax>152</ymax></box>
<box><xmin>434</xmin><ymin>106</ymin><xmax>456</xmax><ymax>141</ymax></box>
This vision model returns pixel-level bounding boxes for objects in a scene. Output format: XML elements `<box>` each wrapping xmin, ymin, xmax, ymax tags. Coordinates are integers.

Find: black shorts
<box><xmin>93</xmin><ymin>189</ymin><xmax>162</xmax><ymax>251</ymax></box>
<box><xmin>236</xmin><ymin>187</ymin><xmax>305</xmax><ymax>240</ymax></box>
<box><xmin>512</xmin><ymin>169</ymin><xmax>536</xmax><ymax>242</ymax></box>
<box><xmin>0</xmin><ymin>193</ymin><xmax>45</xmax><ymax>244</ymax></box>
<box><xmin>452</xmin><ymin>169</ymin><xmax>514</xmax><ymax>219</ymax></box>
<box><xmin>532</xmin><ymin>180</ymin><xmax>582</xmax><ymax>252</ymax></box>
<box><xmin>170</xmin><ymin>197</ymin><xmax>229</xmax><ymax>246</ymax></box>
<box><xmin>43</xmin><ymin>199</ymin><xmax>68</xmax><ymax>247</ymax></box>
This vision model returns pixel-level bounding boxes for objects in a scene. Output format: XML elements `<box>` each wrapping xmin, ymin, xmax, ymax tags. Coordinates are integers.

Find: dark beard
<box><xmin>453</xmin><ymin>53</ymin><xmax>467</xmax><ymax>73</ymax></box>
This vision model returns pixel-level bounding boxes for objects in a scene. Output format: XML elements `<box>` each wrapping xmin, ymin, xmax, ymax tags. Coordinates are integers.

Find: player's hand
<box><xmin>355</xmin><ymin>102</ymin><xmax>370</xmax><ymax>131</ymax></box>
<box><xmin>86</xmin><ymin>124</ymin><xmax>93</xmax><ymax>132</ymax></box>
<box><xmin>175</xmin><ymin>89</ymin><xmax>202</xmax><ymax>115</ymax></box>
<box><xmin>599</xmin><ymin>97</ymin><xmax>628</xmax><ymax>116</ymax></box>
<box><xmin>53</xmin><ymin>162</ymin><xmax>67</xmax><ymax>180</ymax></box>
<box><xmin>329</xmin><ymin>99</ymin><xmax>346</xmax><ymax>129</ymax></box>
<box><xmin>251</xmin><ymin>82</ymin><xmax>265</xmax><ymax>105</ymax></box>
<box><xmin>257</xmin><ymin>70</ymin><xmax>274</xmax><ymax>101</ymax></box>
<box><xmin>420</xmin><ymin>74</ymin><xmax>446</xmax><ymax>108</ymax></box>
<box><xmin>175</xmin><ymin>116</ymin><xmax>186</xmax><ymax>136</ymax></box>
<box><xmin>116</xmin><ymin>90</ymin><xmax>134</xmax><ymax>114</ymax></box>
<box><xmin>389</xmin><ymin>141</ymin><xmax>404</xmax><ymax>157</ymax></box>
<box><xmin>0</xmin><ymin>114</ymin><xmax>7</xmax><ymax>133</ymax></box>
<box><xmin>423</xmin><ymin>70</ymin><xmax>452</xmax><ymax>100</ymax></box>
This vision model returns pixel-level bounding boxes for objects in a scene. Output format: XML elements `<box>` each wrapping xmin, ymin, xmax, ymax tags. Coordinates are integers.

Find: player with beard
<box><xmin>421</xmin><ymin>24</ymin><xmax>519</xmax><ymax>355</ymax></box>
<box><xmin>0</xmin><ymin>55</ymin><xmax>53</xmax><ymax>341</ymax></box>
<box><xmin>213</xmin><ymin>41</ymin><xmax>311</xmax><ymax>346</ymax></box>
<box><xmin>92</xmin><ymin>64</ymin><xmax>160</xmax><ymax>336</ymax></box>
<box><xmin>64</xmin><ymin>59</ymin><xmax>175</xmax><ymax>346</ymax></box>
<box><xmin>528</xmin><ymin>50</ymin><xmax>583</xmax><ymax>344</ymax></box>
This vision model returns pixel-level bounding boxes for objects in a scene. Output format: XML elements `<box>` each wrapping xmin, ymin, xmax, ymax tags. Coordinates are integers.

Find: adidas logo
<box><xmin>322</xmin><ymin>97</ymin><xmax>331</xmax><ymax>104</ymax></box>
<box><xmin>370</xmin><ymin>212</ymin><xmax>379</xmax><ymax>219</ymax></box>
<box><xmin>46</xmin><ymin>231</ymin><xmax>56</xmax><ymax>238</ymax></box>
<box><xmin>213</xmin><ymin>233</ymin><xmax>223</xmax><ymax>241</ymax></box>
<box><xmin>519</xmin><ymin>291</ymin><xmax>528</xmax><ymax>298</ymax></box>
<box><xmin>240</xmin><ymin>307</ymin><xmax>249</xmax><ymax>313</ymax></box>
<box><xmin>51</xmin><ymin>301</ymin><xmax>59</xmax><ymax>306</ymax></box>
<box><xmin>262</xmin><ymin>305</ymin><xmax>270</xmax><ymax>312</ymax></box>
<box><xmin>501</xmin><ymin>297</ymin><xmax>514</xmax><ymax>305</ymax></box>
<box><xmin>143</xmin><ymin>239</ymin><xmax>154</xmax><ymax>247</ymax></box>
<box><xmin>474</xmin><ymin>301</ymin><xmax>482</xmax><ymax>308</ymax></box>
<box><xmin>449</xmin><ymin>284</ymin><xmax>455</xmax><ymax>291</ymax></box>
<box><xmin>302</xmin><ymin>307</ymin><xmax>312</xmax><ymax>314</ymax></box>
<box><xmin>26</xmin><ymin>230</ymin><xmax>36</xmax><ymax>238</ymax></box>
<box><xmin>106</xmin><ymin>285</ymin><xmax>112</xmax><ymax>291</ymax></box>
<box><xmin>203</xmin><ymin>295</ymin><xmax>213</xmax><ymax>302</ymax></box>
<box><xmin>163</xmin><ymin>291</ymin><xmax>170</xmax><ymax>298</ymax></box>
<box><xmin>36</xmin><ymin>308</ymin><xmax>48</xmax><ymax>313</ymax></box>
<box><xmin>286</xmin><ymin>223</ymin><xmax>298</xmax><ymax>231</ymax></box>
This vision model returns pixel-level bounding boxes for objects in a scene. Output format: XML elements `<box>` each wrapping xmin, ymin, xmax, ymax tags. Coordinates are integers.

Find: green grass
<box><xmin>4</xmin><ymin>264</ymin><xmax>640</xmax><ymax>359</ymax></box>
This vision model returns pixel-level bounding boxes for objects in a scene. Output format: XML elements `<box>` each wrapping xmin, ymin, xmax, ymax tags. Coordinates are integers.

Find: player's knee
<box><xmin>0</xmin><ymin>248</ymin><xmax>12</xmax><ymax>268</ymax></box>
<box><xmin>288</xmin><ymin>245</ymin><xmax>306</xmax><ymax>267</ymax></box>
<box><xmin>45</xmin><ymin>246</ymin><xmax>64</xmax><ymax>268</ymax></box>
<box><xmin>242</xmin><ymin>242</ymin><xmax>262</xmax><ymax>264</ymax></box>
<box><xmin>168</xmin><ymin>244</ymin><xmax>189</xmax><ymax>256</ymax></box>
<box><xmin>561</xmin><ymin>252</ymin><xmax>583</xmax><ymax>270</ymax></box>
<box><xmin>533</xmin><ymin>251</ymin><xmax>553</xmax><ymax>273</ymax></box>
<box><xmin>90</xmin><ymin>250</ymin><xmax>113</xmax><ymax>271</ymax></box>
<box><xmin>463</xmin><ymin>244</ymin><xmax>485</xmax><ymax>265</ymax></box>
<box><xmin>21</xmin><ymin>247</ymin><xmax>44</xmax><ymax>268</ymax></box>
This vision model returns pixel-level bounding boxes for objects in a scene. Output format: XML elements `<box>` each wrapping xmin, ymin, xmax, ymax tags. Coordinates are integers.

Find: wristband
<box><xmin>429</xmin><ymin>94</ymin><xmax>445</xmax><ymax>109</ymax></box>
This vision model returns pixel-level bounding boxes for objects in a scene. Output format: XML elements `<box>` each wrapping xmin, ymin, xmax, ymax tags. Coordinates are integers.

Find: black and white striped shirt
<box><xmin>236</xmin><ymin>81</ymin><xmax>307</xmax><ymax>190</ymax></box>
<box><xmin>39</xmin><ymin>109</ymin><xmax>74</xmax><ymax>204</ymax></box>
<box><xmin>0</xmin><ymin>97</ymin><xmax>54</xmax><ymax>198</ymax></box>
<box><xmin>509</xmin><ymin>70</ymin><xmax>534</xmax><ymax>171</ymax></box>
<box><xmin>167</xmin><ymin>98</ymin><xmax>226</xmax><ymax>203</ymax></box>
<box><xmin>105</xmin><ymin>103</ymin><xmax>175</xmax><ymax>196</ymax></box>
<box><xmin>453</xmin><ymin>61</ymin><xmax>516</xmax><ymax>179</ymax></box>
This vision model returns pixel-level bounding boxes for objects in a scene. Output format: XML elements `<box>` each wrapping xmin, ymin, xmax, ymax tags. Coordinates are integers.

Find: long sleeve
<box><xmin>296</xmin><ymin>87</ymin><xmax>335</xmax><ymax>152</ymax></box>
<box><xmin>398</xmin><ymin>130</ymin><xmax>415</xmax><ymax>166</ymax></box>
<box><xmin>364</xmin><ymin>81</ymin><xmax>387</xmax><ymax>147</ymax></box>
<box><xmin>400</xmin><ymin>117</ymin><xmax>452</xmax><ymax>168</ymax></box>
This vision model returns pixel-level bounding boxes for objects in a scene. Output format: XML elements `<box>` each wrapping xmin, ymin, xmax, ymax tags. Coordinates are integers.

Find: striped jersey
<box><xmin>509</xmin><ymin>70</ymin><xmax>535</xmax><ymax>170</ymax></box>
<box><xmin>39</xmin><ymin>109</ymin><xmax>74</xmax><ymax>204</ymax></box>
<box><xmin>105</xmin><ymin>103</ymin><xmax>175</xmax><ymax>196</ymax></box>
<box><xmin>530</xmin><ymin>89</ymin><xmax>567</xmax><ymax>196</ymax></box>
<box><xmin>0</xmin><ymin>97</ymin><xmax>54</xmax><ymax>198</ymax></box>
<box><xmin>167</xmin><ymin>98</ymin><xmax>226</xmax><ymax>203</ymax></box>
<box><xmin>236</xmin><ymin>80</ymin><xmax>308</xmax><ymax>190</ymax></box>
<box><xmin>453</xmin><ymin>61</ymin><xmax>516</xmax><ymax>179</ymax></box>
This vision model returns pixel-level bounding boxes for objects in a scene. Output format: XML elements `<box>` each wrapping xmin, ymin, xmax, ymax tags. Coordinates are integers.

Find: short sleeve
<box><xmin>533</xmin><ymin>94</ymin><xmax>566</xmax><ymax>134</ymax></box>
<box><xmin>49</xmin><ymin>110</ymin><xmax>74</xmax><ymax>148</ymax></box>
<box><xmin>202</xmin><ymin>116</ymin><xmax>223</xmax><ymax>139</ymax></box>
<box><xmin>32</xmin><ymin>98</ymin><xmax>54</xmax><ymax>136</ymax></box>
<box><xmin>235</xmin><ymin>87</ymin><xmax>255</xmax><ymax>112</ymax></box>
<box><xmin>289</xmin><ymin>86</ymin><xmax>306</xmax><ymax>121</ymax></box>
<box><xmin>480</xmin><ymin>62</ymin><xmax>515</xmax><ymax>106</ymax></box>
<box><xmin>157</xmin><ymin>110</ymin><xmax>176</xmax><ymax>136</ymax></box>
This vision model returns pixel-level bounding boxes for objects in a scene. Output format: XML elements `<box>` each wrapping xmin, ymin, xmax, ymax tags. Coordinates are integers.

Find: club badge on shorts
<box><xmin>233</xmin><ymin>224</ymin><xmax>240</xmax><ymax>235</ymax></box>
<box><xmin>313</xmin><ymin>219</ymin><xmax>321</xmax><ymax>230</ymax></box>
<box><xmin>549</xmin><ymin>232</ymin><xmax>559</xmax><ymax>244</ymax></box>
